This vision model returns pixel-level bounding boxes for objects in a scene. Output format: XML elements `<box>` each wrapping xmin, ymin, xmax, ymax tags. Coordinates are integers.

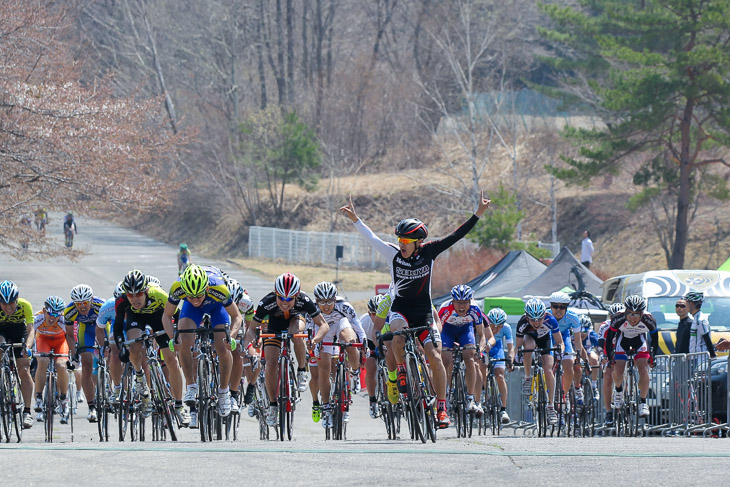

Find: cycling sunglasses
<box><xmin>276</xmin><ymin>295</ymin><xmax>295</xmax><ymax>302</ymax></box>
<box><xmin>397</xmin><ymin>237</ymin><xmax>418</xmax><ymax>244</ymax></box>
<box><xmin>551</xmin><ymin>304</ymin><xmax>567</xmax><ymax>310</ymax></box>
<box><xmin>316</xmin><ymin>299</ymin><xmax>335</xmax><ymax>306</ymax></box>
<box><xmin>46</xmin><ymin>309</ymin><xmax>63</xmax><ymax>317</ymax></box>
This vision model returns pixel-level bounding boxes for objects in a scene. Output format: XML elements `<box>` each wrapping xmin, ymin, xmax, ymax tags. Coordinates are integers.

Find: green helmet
<box><xmin>179</xmin><ymin>243</ymin><xmax>188</xmax><ymax>250</ymax></box>
<box><xmin>181</xmin><ymin>264</ymin><xmax>209</xmax><ymax>297</ymax></box>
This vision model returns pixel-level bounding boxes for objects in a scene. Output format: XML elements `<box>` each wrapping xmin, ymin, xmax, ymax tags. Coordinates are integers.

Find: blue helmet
<box><xmin>524</xmin><ymin>298</ymin><xmax>546</xmax><ymax>320</ymax></box>
<box><xmin>451</xmin><ymin>284</ymin><xmax>473</xmax><ymax>301</ymax></box>
<box><xmin>44</xmin><ymin>295</ymin><xmax>66</xmax><ymax>315</ymax></box>
<box><xmin>487</xmin><ymin>308</ymin><xmax>507</xmax><ymax>326</ymax></box>
<box><xmin>0</xmin><ymin>280</ymin><xmax>19</xmax><ymax>303</ymax></box>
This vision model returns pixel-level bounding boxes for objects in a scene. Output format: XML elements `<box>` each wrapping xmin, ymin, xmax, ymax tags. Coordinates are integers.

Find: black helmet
<box><xmin>122</xmin><ymin>269</ymin><xmax>148</xmax><ymax>294</ymax></box>
<box><xmin>624</xmin><ymin>295</ymin><xmax>646</xmax><ymax>313</ymax></box>
<box><xmin>395</xmin><ymin>218</ymin><xmax>428</xmax><ymax>239</ymax></box>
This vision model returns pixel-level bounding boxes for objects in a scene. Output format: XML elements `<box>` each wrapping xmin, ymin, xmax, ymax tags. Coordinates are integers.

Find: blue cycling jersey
<box><xmin>96</xmin><ymin>297</ymin><xmax>116</xmax><ymax>329</ymax></box>
<box><xmin>489</xmin><ymin>323</ymin><xmax>513</xmax><ymax>358</ymax></box>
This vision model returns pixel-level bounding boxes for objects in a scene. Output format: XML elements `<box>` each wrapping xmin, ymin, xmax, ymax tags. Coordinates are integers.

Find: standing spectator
<box><xmin>673</xmin><ymin>298</ymin><xmax>692</xmax><ymax>354</ymax></box>
<box><xmin>685</xmin><ymin>291</ymin><xmax>716</xmax><ymax>358</ymax></box>
<box><xmin>581</xmin><ymin>230</ymin><xmax>594</xmax><ymax>268</ymax></box>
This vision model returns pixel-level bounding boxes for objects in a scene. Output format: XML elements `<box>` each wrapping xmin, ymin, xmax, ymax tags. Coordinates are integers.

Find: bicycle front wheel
<box><xmin>0</xmin><ymin>368</ymin><xmax>12</xmax><ymax>442</ymax></box>
<box><xmin>96</xmin><ymin>365</ymin><xmax>108</xmax><ymax>442</ymax></box>
<box><xmin>405</xmin><ymin>356</ymin><xmax>425</xmax><ymax>443</ymax></box>
<box><xmin>10</xmin><ymin>368</ymin><xmax>23</xmax><ymax>443</ymax></box>
<box><xmin>198</xmin><ymin>357</ymin><xmax>212</xmax><ymax>442</ymax></box>
<box><xmin>44</xmin><ymin>372</ymin><xmax>55</xmax><ymax>443</ymax></box>
<box><xmin>488</xmin><ymin>375</ymin><xmax>500</xmax><ymax>436</ymax></box>
<box><xmin>118</xmin><ymin>366</ymin><xmax>133</xmax><ymax>441</ymax></box>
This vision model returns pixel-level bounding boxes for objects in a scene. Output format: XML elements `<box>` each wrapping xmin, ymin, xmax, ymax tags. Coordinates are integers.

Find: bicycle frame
<box><xmin>260</xmin><ymin>331</ymin><xmax>307</xmax><ymax>441</ymax></box>
<box><xmin>320</xmin><ymin>339</ymin><xmax>363</xmax><ymax>440</ymax></box>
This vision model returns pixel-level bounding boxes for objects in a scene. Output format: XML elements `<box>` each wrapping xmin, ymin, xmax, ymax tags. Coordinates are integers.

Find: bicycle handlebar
<box><xmin>123</xmin><ymin>329</ymin><xmax>167</xmax><ymax>347</ymax></box>
<box><xmin>520</xmin><ymin>347</ymin><xmax>561</xmax><ymax>354</ymax></box>
<box><xmin>260</xmin><ymin>333</ymin><xmax>308</xmax><ymax>338</ymax></box>
<box><xmin>320</xmin><ymin>341</ymin><xmax>363</xmax><ymax>348</ymax></box>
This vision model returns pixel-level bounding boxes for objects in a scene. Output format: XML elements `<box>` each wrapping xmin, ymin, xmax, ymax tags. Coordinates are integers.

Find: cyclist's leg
<box><xmin>263</xmin><ymin>340</ymin><xmax>281</xmax><ymax>404</ymax></box>
<box><xmin>635</xmin><ymin>356</ymin><xmax>650</xmax><ymax>399</ymax></box>
<box><xmin>338</xmin><ymin>324</ymin><xmax>360</xmax><ymax>373</ymax></box>
<box><xmin>77</xmin><ymin>324</ymin><xmax>97</xmax><ymax>404</ymax></box>
<box><xmin>457</xmin><ymin>324</ymin><xmax>478</xmax><ymax>397</ymax></box>
<box><xmin>210</xmin><ymin>307</ymin><xmax>233</xmax><ymax>390</ymax></box>
<box><xmin>522</xmin><ymin>335</ymin><xmax>535</xmax><ymax>380</ymax></box>
<box><xmin>422</xmin><ymin>334</ymin><xmax>447</xmax><ymax>401</ymax></box>
<box><xmin>35</xmin><ymin>357</ymin><xmax>50</xmax><ymax>396</ymax></box>
<box><xmin>494</xmin><ymin>364</ymin><xmax>508</xmax><ymax>407</ymax></box>
<box><xmin>318</xmin><ymin>350</ymin><xmax>333</xmax><ymax>404</ymax></box>
<box><xmin>177</xmin><ymin>306</ymin><xmax>202</xmax><ymax>387</ymax></box>
<box><xmin>542</xmin><ymin>352</ymin><xmax>555</xmax><ymax>406</ymax></box>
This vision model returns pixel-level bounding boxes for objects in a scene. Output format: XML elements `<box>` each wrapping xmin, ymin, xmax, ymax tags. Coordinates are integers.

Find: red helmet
<box><xmin>275</xmin><ymin>272</ymin><xmax>301</xmax><ymax>298</ymax></box>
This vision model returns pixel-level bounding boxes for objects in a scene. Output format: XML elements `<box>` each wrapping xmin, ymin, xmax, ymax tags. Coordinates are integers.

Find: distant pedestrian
<box><xmin>581</xmin><ymin>230</ymin><xmax>594</xmax><ymax>269</ymax></box>
<box><xmin>673</xmin><ymin>299</ymin><xmax>692</xmax><ymax>354</ymax></box>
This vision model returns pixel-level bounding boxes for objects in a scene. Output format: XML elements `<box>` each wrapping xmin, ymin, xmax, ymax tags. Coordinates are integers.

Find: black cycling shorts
<box><xmin>125</xmin><ymin>310</ymin><xmax>169</xmax><ymax>349</ymax></box>
<box><xmin>0</xmin><ymin>322</ymin><xmax>28</xmax><ymax>358</ymax></box>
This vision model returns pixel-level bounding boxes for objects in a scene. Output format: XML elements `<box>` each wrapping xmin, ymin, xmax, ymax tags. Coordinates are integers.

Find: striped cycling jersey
<box><xmin>63</xmin><ymin>297</ymin><xmax>104</xmax><ymax>325</ymax></box>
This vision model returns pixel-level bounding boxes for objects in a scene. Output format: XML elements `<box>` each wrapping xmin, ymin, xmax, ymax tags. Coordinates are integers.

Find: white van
<box><xmin>601</xmin><ymin>269</ymin><xmax>730</xmax><ymax>335</ymax></box>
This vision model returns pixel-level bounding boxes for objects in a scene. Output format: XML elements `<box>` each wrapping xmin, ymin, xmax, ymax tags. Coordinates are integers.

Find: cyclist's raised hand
<box><xmin>474</xmin><ymin>189</ymin><xmax>492</xmax><ymax>217</ymax></box>
<box><xmin>339</xmin><ymin>196</ymin><xmax>359</xmax><ymax>223</ymax></box>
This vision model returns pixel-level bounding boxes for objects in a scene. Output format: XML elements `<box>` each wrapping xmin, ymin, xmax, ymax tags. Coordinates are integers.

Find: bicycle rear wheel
<box><xmin>582</xmin><ymin>380</ymin><xmax>595</xmax><ymax>437</ymax></box>
<box><xmin>452</xmin><ymin>367</ymin><xmax>467</xmax><ymax>438</ymax></box>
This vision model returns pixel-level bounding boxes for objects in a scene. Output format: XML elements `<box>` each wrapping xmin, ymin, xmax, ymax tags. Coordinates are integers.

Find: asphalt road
<box><xmin>2</xmin><ymin>217</ymin><xmax>730</xmax><ymax>485</ymax></box>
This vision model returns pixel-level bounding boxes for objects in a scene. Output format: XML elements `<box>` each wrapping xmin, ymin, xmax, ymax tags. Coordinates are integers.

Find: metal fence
<box><xmin>499</xmin><ymin>351</ymin><xmax>727</xmax><ymax>437</ymax></box>
<box><xmin>248</xmin><ymin>226</ymin><xmax>477</xmax><ymax>270</ymax></box>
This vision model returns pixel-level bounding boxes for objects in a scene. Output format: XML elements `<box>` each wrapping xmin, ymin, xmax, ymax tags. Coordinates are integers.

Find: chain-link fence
<box><xmin>248</xmin><ymin>226</ymin><xmax>475</xmax><ymax>270</ymax></box>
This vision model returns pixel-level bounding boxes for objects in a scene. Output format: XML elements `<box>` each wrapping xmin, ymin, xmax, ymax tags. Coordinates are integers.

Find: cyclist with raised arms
<box><xmin>340</xmin><ymin>192</ymin><xmax>492</xmax><ymax>428</ymax></box>
<box><xmin>115</xmin><ymin>269</ymin><xmax>189</xmax><ymax>425</ymax></box>
<box><xmin>605</xmin><ymin>295</ymin><xmax>657</xmax><ymax>418</ymax></box>
<box><xmin>163</xmin><ymin>264</ymin><xmax>242</xmax><ymax>418</ymax></box>
<box><xmin>307</xmin><ymin>281</ymin><xmax>365</xmax><ymax>428</ymax></box>
<box><xmin>95</xmin><ymin>281</ymin><xmax>126</xmax><ymax>404</ymax></box>
<box><xmin>226</xmin><ymin>279</ymin><xmax>255</xmax><ymax>415</ymax></box>
<box><xmin>33</xmin><ymin>296</ymin><xmax>72</xmax><ymax>423</ymax></box>
<box><xmin>248</xmin><ymin>272</ymin><xmax>330</xmax><ymax>427</ymax></box>
<box><xmin>546</xmin><ymin>291</ymin><xmax>585</xmax><ymax>410</ymax></box>
<box><xmin>0</xmin><ymin>280</ymin><xmax>35</xmax><ymax>429</ymax></box>
<box><xmin>515</xmin><ymin>298</ymin><xmax>564</xmax><ymax>425</ymax></box>
<box><xmin>484</xmin><ymin>307</ymin><xmax>514</xmax><ymax>424</ymax></box>
<box><xmin>438</xmin><ymin>284</ymin><xmax>489</xmax><ymax>415</ymax></box>
<box><xmin>64</xmin><ymin>284</ymin><xmax>105</xmax><ymax>423</ymax></box>
<box><xmin>598</xmin><ymin>303</ymin><xmax>623</xmax><ymax>425</ymax></box>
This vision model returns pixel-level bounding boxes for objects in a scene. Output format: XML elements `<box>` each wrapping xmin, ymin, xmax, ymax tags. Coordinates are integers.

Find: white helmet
<box><xmin>70</xmin><ymin>284</ymin><xmax>94</xmax><ymax>303</ymax></box>
<box><xmin>549</xmin><ymin>291</ymin><xmax>570</xmax><ymax>304</ymax></box>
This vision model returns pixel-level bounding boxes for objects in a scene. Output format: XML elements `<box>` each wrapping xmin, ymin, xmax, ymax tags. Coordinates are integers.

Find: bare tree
<box><xmin>1</xmin><ymin>0</ymin><xmax>183</xmax><ymax>257</ymax></box>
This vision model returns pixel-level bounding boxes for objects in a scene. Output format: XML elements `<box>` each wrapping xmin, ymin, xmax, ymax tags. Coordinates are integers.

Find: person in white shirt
<box><xmin>581</xmin><ymin>230</ymin><xmax>594</xmax><ymax>268</ymax></box>
<box><xmin>685</xmin><ymin>290</ymin><xmax>716</xmax><ymax>358</ymax></box>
